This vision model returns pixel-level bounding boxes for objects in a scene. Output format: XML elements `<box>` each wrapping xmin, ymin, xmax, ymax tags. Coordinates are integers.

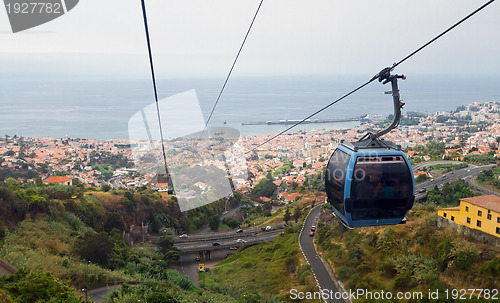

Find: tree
<box><xmin>209</xmin><ymin>214</ymin><xmax>221</xmax><ymax>232</ymax></box>
<box><xmin>251</xmin><ymin>178</ymin><xmax>277</xmax><ymax>198</ymax></box>
<box><xmin>73</xmin><ymin>232</ymin><xmax>114</xmax><ymax>267</ymax></box>
<box><xmin>156</xmin><ymin>235</ymin><xmax>181</xmax><ymax>264</ymax></box>
<box><xmin>293</xmin><ymin>207</ymin><xmax>301</xmax><ymax>223</ymax></box>
<box><xmin>101</xmin><ymin>183</ymin><xmax>111</xmax><ymax>192</ymax></box>
<box><xmin>1</xmin><ymin>270</ymin><xmax>81</xmax><ymax>303</ymax></box>
<box><xmin>222</xmin><ymin>217</ymin><xmax>240</xmax><ymax>229</ymax></box>
<box><xmin>104</xmin><ymin>212</ymin><xmax>126</xmax><ymax>233</ymax></box>
<box><xmin>284</xmin><ymin>208</ymin><xmax>291</xmax><ymax>224</ymax></box>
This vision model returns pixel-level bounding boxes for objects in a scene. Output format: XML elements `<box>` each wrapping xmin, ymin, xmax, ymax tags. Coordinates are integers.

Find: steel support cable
<box><xmin>246</xmin><ymin>0</ymin><xmax>495</xmax><ymax>154</ymax></box>
<box><xmin>140</xmin><ymin>0</ymin><xmax>169</xmax><ymax>178</ymax></box>
<box><xmin>392</xmin><ymin>0</ymin><xmax>495</xmax><ymax>70</ymax></box>
<box><xmin>246</xmin><ymin>79</ymin><xmax>376</xmax><ymax>154</ymax></box>
<box><xmin>200</xmin><ymin>0</ymin><xmax>265</xmax><ymax>139</ymax></box>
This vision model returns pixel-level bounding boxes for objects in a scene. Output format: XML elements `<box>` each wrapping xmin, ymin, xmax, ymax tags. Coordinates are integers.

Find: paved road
<box><xmin>173</xmin><ymin>223</ymin><xmax>285</xmax><ymax>244</ymax></box>
<box><xmin>414</xmin><ymin>164</ymin><xmax>495</xmax><ymax>200</ymax></box>
<box><xmin>87</xmin><ymin>285</ymin><xmax>121</xmax><ymax>303</ymax></box>
<box><xmin>300</xmin><ymin>205</ymin><xmax>344</xmax><ymax>303</ymax></box>
<box><xmin>174</xmin><ymin>230</ymin><xmax>283</xmax><ymax>252</ymax></box>
<box><xmin>0</xmin><ymin>259</ymin><xmax>16</xmax><ymax>277</ymax></box>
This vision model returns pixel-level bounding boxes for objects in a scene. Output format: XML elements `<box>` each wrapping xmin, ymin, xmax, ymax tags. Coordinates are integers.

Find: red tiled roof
<box><xmin>461</xmin><ymin>195</ymin><xmax>500</xmax><ymax>213</ymax></box>
<box><xmin>43</xmin><ymin>176</ymin><xmax>72</xmax><ymax>183</ymax></box>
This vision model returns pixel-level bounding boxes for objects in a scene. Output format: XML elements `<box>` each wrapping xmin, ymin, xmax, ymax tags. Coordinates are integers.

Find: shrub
<box><xmin>297</xmin><ymin>264</ymin><xmax>312</xmax><ymax>284</ymax></box>
<box><xmin>456</xmin><ymin>250</ymin><xmax>477</xmax><ymax>270</ymax></box>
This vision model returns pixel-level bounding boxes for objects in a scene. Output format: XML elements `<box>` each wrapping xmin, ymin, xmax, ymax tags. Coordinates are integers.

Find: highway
<box><xmin>300</xmin><ymin>205</ymin><xmax>344</xmax><ymax>303</ymax></box>
<box><xmin>174</xmin><ymin>229</ymin><xmax>283</xmax><ymax>252</ymax></box>
<box><xmin>414</xmin><ymin>164</ymin><xmax>496</xmax><ymax>200</ymax></box>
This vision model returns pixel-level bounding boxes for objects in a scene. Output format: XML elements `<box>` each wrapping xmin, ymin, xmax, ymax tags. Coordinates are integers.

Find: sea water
<box><xmin>0</xmin><ymin>74</ymin><xmax>498</xmax><ymax>140</ymax></box>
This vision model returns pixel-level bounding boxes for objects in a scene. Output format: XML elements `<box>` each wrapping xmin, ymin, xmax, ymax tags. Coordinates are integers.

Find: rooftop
<box><xmin>461</xmin><ymin>195</ymin><xmax>500</xmax><ymax>213</ymax></box>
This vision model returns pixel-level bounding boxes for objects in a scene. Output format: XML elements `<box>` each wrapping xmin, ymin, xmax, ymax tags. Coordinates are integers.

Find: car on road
<box><xmin>229</xmin><ymin>246</ymin><xmax>238</xmax><ymax>250</ymax></box>
<box><xmin>236</xmin><ymin>239</ymin><xmax>247</xmax><ymax>244</ymax></box>
<box><xmin>265</xmin><ymin>226</ymin><xmax>272</xmax><ymax>231</ymax></box>
<box><xmin>442</xmin><ymin>174</ymin><xmax>446</xmax><ymax>178</ymax></box>
<box><xmin>418</xmin><ymin>187</ymin><xmax>427</xmax><ymax>193</ymax></box>
<box><xmin>236</xmin><ymin>229</ymin><xmax>243</xmax><ymax>233</ymax></box>
<box><xmin>311</xmin><ymin>225</ymin><xmax>316</xmax><ymax>231</ymax></box>
<box><xmin>179</xmin><ymin>234</ymin><xmax>188</xmax><ymax>238</ymax></box>
<box><xmin>212</xmin><ymin>242</ymin><xmax>220</xmax><ymax>246</ymax></box>
<box><xmin>195</xmin><ymin>257</ymin><xmax>200</xmax><ymax>261</ymax></box>
<box><xmin>309</xmin><ymin>231</ymin><xmax>315</xmax><ymax>237</ymax></box>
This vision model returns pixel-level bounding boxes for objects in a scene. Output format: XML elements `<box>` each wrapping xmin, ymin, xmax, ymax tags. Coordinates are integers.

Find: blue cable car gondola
<box><xmin>325</xmin><ymin>71</ymin><xmax>415</xmax><ymax>227</ymax></box>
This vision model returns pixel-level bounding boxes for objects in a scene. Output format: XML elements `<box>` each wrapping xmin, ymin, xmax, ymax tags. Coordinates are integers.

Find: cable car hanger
<box><xmin>352</xmin><ymin>67</ymin><xmax>407</xmax><ymax>151</ymax></box>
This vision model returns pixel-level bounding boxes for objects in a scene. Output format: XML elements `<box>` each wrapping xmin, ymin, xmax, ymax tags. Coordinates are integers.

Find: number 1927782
<box><xmin>5</xmin><ymin>2</ymin><xmax>62</xmax><ymax>14</ymax></box>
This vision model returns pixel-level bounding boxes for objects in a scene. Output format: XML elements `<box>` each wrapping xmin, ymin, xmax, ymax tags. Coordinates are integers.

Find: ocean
<box><xmin>0</xmin><ymin>74</ymin><xmax>499</xmax><ymax>140</ymax></box>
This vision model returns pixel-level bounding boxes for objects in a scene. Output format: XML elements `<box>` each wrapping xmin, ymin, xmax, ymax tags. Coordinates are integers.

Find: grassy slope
<box><xmin>316</xmin><ymin>204</ymin><xmax>500</xmax><ymax>302</ymax></box>
<box><xmin>0</xmin><ymin>190</ymin><xmax>237</xmax><ymax>302</ymax></box>
<box><xmin>201</xmin><ymin>196</ymin><xmax>324</xmax><ymax>303</ymax></box>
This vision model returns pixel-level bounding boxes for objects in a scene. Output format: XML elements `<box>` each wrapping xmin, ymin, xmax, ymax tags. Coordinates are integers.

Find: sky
<box><xmin>0</xmin><ymin>0</ymin><xmax>499</xmax><ymax>79</ymax></box>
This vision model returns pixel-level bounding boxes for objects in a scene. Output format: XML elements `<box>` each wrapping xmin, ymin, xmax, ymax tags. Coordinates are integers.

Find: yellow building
<box><xmin>438</xmin><ymin>195</ymin><xmax>500</xmax><ymax>238</ymax></box>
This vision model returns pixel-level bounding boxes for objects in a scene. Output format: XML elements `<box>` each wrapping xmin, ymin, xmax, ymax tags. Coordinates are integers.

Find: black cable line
<box><xmin>140</xmin><ymin>0</ymin><xmax>169</xmax><ymax>178</ymax></box>
<box><xmin>200</xmin><ymin>0</ymin><xmax>264</xmax><ymax>139</ymax></box>
<box><xmin>392</xmin><ymin>0</ymin><xmax>495</xmax><ymax>70</ymax></box>
<box><xmin>246</xmin><ymin>79</ymin><xmax>376</xmax><ymax>154</ymax></box>
<box><xmin>246</xmin><ymin>0</ymin><xmax>495</xmax><ymax>154</ymax></box>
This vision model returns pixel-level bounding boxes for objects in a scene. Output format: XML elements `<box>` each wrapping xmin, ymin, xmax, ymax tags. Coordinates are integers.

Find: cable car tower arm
<box><xmin>376</xmin><ymin>72</ymin><xmax>406</xmax><ymax>138</ymax></box>
<box><xmin>358</xmin><ymin>69</ymin><xmax>406</xmax><ymax>143</ymax></box>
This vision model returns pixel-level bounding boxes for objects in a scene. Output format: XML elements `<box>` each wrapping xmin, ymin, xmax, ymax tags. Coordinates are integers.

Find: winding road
<box><xmin>299</xmin><ymin>205</ymin><xmax>344</xmax><ymax>303</ymax></box>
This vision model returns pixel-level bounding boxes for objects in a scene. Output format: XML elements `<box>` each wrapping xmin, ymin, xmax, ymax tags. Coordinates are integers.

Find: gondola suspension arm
<box><xmin>359</xmin><ymin>70</ymin><xmax>406</xmax><ymax>142</ymax></box>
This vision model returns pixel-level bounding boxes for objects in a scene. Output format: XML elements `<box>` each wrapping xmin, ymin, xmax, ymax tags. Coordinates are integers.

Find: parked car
<box><xmin>212</xmin><ymin>242</ymin><xmax>220</xmax><ymax>246</ymax></box>
<box><xmin>309</xmin><ymin>231</ymin><xmax>315</xmax><ymax>237</ymax></box>
<box><xmin>195</xmin><ymin>257</ymin><xmax>200</xmax><ymax>261</ymax></box>
<box><xmin>311</xmin><ymin>225</ymin><xmax>316</xmax><ymax>231</ymax></box>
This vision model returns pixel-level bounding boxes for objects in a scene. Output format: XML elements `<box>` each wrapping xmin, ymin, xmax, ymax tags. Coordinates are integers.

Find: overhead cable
<box><xmin>200</xmin><ymin>0</ymin><xmax>265</xmax><ymax>139</ymax></box>
<box><xmin>246</xmin><ymin>0</ymin><xmax>495</xmax><ymax>154</ymax></box>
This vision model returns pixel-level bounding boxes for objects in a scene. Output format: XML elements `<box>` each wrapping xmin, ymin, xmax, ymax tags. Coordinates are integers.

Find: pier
<box><xmin>241</xmin><ymin>116</ymin><xmax>364</xmax><ymax>126</ymax></box>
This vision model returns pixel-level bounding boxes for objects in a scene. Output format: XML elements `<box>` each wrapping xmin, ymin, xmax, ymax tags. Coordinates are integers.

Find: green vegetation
<box><xmin>464</xmin><ymin>154</ymin><xmax>497</xmax><ymax>165</ymax></box>
<box><xmin>316</xmin><ymin>205</ymin><xmax>499</xmax><ymax>302</ymax></box>
<box><xmin>377</xmin><ymin>112</ymin><xmax>427</xmax><ymax>128</ymax></box>
<box><xmin>406</xmin><ymin>141</ymin><xmax>446</xmax><ymax>161</ymax></box>
<box><xmin>425</xmin><ymin>179</ymin><xmax>476</xmax><ymax>206</ymax></box>
<box><xmin>0</xmin><ymin>269</ymin><xmax>82</xmax><ymax>302</ymax></box>
<box><xmin>251</xmin><ymin>173</ymin><xmax>277</xmax><ymax>198</ymax></box>
<box><xmin>476</xmin><ymin>168</ymin><xmax>500</xmax><ymax>190</ymax></box>
<box><xmin>431</xmin><ymin>162</ymin><xmax>468</xmax><ymax>171</ymax></box>
<box><xmin>272</xmin><ymin>158</ymin><xmax>293</xmax><ymax>177</ymax></box>
<box><xmin>0</xmin><ymin>179</ymin><xmax>236</xmax><ymax>302</ymax></box>
<box><xmin>200</xmin><ymin>223</ymin><xmax>317</xmax><ymax>302</ymax></box>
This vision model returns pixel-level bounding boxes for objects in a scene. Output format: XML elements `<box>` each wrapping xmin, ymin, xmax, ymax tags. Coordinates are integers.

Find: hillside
<box><xmin>315</xmin><ymin>204</ymin><xmax>500</xmax><ymax>302</ymax></box>
<box><xmin>0</xmin><ymin>179</ymin><xmax>239</xmax><ymax>302</ymax></box>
